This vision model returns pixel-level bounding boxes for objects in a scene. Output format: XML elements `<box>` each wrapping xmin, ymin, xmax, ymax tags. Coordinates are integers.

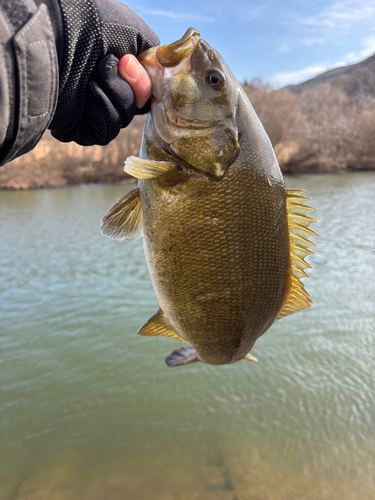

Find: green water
<box><xmin>1</xmin><ymin>173</ymin><xmax>375</xmax><ymax>500</ymax></box>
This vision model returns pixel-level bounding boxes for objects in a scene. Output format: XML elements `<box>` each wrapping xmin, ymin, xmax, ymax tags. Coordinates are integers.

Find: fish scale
<box><xmin>139</xmin><ymin>160</ymin><xmax>290</xmax><ymax>364</ymax></box>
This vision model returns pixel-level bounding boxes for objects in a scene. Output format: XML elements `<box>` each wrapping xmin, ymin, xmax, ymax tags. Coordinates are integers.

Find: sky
<box><xmin>123</xmin><ymin>0</ymin><xmax>375</xmax><ymax>87</ymax></box>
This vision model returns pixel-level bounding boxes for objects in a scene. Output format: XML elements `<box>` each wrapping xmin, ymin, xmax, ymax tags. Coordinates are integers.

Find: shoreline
<box><xmin>1</xmin><ymin>113</ymin><xmax>374</xmax><ymax>191</ymax></box>
<box><xmin>1</xmin><ymin>162</ymin><xmax>374</xmax><ymax>191</ymax></box>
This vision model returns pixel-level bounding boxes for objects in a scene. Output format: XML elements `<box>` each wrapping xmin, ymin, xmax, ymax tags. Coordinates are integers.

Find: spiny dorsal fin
<box><xmin>138</xmin><ymin>309</ymin><xmax>185</xmax><ymax>342</ymax></box>
<box><xmin>125</xmin><ymin>156</ymin><xmax>177</xmax><ymax>179</ymax></box>
<box><xmin>101</xmin><ymin>187</ymin><xmax>143</xmax><ymax>241</ymax></box>
<box><xmin>277</xmin><ymin>190</ymin><xmax>318</xmax><ymax>320</ymax></box>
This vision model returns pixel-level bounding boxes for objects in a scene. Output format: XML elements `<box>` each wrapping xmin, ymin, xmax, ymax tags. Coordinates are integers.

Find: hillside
<box><xmin>285</xmin><ymin>53</ymin><xmax>375</xmax><ymax>97</ymax></box>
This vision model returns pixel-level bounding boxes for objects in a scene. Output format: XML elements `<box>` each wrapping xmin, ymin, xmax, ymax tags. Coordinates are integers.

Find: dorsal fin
<box><xmin>100</xmin><ymin>187</ymin><xmax>143</xmax><ymax>241</ymax></box>
<box><xmin>277</xmin><ymin>190</ymin><xmax>318</xmax><ymax>320</ymax></box>
<box><xmin>138</xmin><ymin>309</ymin><xmax>185</xmax><ymax>342</ymax></box>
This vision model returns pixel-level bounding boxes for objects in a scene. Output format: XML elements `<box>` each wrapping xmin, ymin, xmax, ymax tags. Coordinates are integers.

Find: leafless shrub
<box><xmin>350</xmin><ymin>96</ymin><xmax>375</xmax><ymax>168</ymax></box>
<box><xmin>293</xmin><ymin>84</ymin><xmax>359</xmax><ymax>171</ymax></box>
<box><xmin>334</xmin><ymin>68</ymin><xmax>375</xmax><ymax>103</ymax></box>
<box><xmin>244</xmin><ymin>79</ymin><xmax>302</xmax><ymax>148</ymax></box>
<box><xmin>2</xmin><ymin>74</ymin><xmax>375</xmax><ymax>190</ymax></box>
<box><xmin>243</xmin><ymin>80</ymin><xmax>304</xmax><ymax>168</ymax></box>
<box><xmin>0</xmin><ymin>116</ymin><xmax>146</xmax><ymax>189</ymax></box>
<box><xmin>291</xmin><ymin>84</ymin><xmax>375</xmax><ymax>172</ymax></box>
<box><xmin>244</xmin><ymin>79</ymin><xmax>375</xmax><ymax>173</ymax></box>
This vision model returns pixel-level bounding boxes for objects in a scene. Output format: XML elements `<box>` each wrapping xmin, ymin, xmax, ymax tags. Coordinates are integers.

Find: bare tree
<box><xmin>0</xmin><ymin>116</ymin><xmax>146</xmax><ymax>189</ymax></box>
<box><xmin>244</xmin><ymin>80</ymin><xmax>302</xmax><ymax>148</ymax></box>
<box><xmin>294</xmin><ymin>84</ymin><xmax>359</xmax><ymax>171</ymax></box>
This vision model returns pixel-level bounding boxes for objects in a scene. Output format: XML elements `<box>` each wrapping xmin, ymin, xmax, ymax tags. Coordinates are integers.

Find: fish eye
<box><xmin>206</xmin><ymin>70</ymin><xmax>225</xmax><ymax>90</ymax></box>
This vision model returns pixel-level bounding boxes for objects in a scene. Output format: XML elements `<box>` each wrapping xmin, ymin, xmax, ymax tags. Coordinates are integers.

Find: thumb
<box><xmin>118</xmin><ymin>55</ymin><xmax>152</xmax><ymax>109</ymax></box>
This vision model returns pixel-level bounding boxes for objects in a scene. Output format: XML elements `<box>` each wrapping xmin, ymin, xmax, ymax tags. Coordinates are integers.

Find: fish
<box><xmin>101</xmin><ymin>28</ymin><xmax>317</xmax><ymax>367</ymax></box>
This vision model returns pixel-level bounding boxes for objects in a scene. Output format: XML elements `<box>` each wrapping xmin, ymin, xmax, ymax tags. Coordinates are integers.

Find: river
<box><xmin>1</xmin><ymin>173</ymin><xmax>374</xmax><ymax>500</ymax></box>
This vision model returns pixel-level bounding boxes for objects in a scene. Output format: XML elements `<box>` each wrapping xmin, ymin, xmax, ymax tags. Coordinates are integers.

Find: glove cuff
<box><xmin>34</xmin><ymin>0</ymin><xmax>65</xmax><ymax>72</ymax></box>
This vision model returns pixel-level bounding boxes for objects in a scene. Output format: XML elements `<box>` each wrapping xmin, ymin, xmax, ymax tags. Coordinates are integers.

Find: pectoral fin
<box><xmin>165</xmin><ymin>346</ymin><xmax>199</xmax><ymax>367</ymax></box>
<box><xmin>138</xmin><ymin>310</ymin><xmax>185</xmax><ymax>342</ymax></box>
<box><xmin>125</xmin><ymin>156</ymin><xmax>178</xmax><ymax>179</ymax></box>
<box><xmin>101</xmin><ymin>188</ymin><xmax>143</xmax><ymax>241</ymax></box>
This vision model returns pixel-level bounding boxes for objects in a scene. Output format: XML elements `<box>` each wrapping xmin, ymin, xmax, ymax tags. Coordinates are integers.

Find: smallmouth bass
<box><xmin>101</xmin><ymin>28</ymin><xmax>317</xmax><ymax>367</ymax></box>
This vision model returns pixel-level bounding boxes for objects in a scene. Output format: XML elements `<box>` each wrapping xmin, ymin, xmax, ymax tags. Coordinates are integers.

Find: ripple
<box><xmin>1</xmin><ymin>175</ymin><xmax>375</xmax><ymax>499</ymax></box>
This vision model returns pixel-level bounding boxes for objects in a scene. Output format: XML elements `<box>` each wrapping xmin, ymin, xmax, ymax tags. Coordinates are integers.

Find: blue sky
<box><xmin>123</xmin><ymin>0</ymin><xmax>375</xmax><ymax>87</ymax></box>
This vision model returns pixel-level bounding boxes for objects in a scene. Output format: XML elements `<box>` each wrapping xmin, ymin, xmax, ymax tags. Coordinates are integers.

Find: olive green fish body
<box><xmin>139</xmin><ymin>101</ymin><xmax>291</xmax><ymax>365</ymax></box>
<box><xmin>101</xmin><ymin>29</ymin><xmax>316</xmax><ymax>367</ymax></box>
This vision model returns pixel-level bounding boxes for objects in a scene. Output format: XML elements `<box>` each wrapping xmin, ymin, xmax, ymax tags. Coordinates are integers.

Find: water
<box><xmin>1</xmin><ymin>173</ymin><xmax>374</xmax><ymax>500</ymax></box>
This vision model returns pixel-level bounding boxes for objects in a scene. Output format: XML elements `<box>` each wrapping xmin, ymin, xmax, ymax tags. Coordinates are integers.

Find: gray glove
<box><xmin>49</xmin><ymin>0</ymin><xmax>159</xmax><ymax>145</ymax></box>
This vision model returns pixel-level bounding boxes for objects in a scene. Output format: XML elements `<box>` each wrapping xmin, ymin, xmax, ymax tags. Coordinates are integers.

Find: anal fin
<box><xmin>138</xmin><ymin>309</ymin><xmax>185</xmax><ymax>342</ymax></box>
<box><xmin>101</xmin><ymin>187</ymin><xmax>142</xmax><ymax>241</ymax></box>
<box><xmin>165</xmin><ymin>347</ymin><xmax>199</xmax><ymax>367</ymax></box>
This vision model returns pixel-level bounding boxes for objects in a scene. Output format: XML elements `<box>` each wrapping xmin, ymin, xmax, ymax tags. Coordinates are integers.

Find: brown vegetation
<box><xmin>2</xmin><ymin>71</ymin><xmax>375</xmax><ymax>190</ymax></box>
<box><xmin>0</xmin><ymin>116</ymin><xmax>145</xmax><ymax>190</ymax></box>
<box><xmin>244</xmin><ymin>78</ymin><xmax>375</xmax><ymax>173</ymax></box>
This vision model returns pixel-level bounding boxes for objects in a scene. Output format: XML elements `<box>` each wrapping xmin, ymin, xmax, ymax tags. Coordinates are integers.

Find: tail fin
<box><xmin>165</xmin><ymin>347</ymin><xmax>199</xmax><ymax>367</ymax></box>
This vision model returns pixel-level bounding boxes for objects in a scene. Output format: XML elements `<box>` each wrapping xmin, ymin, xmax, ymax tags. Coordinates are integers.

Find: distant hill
<box><xmin>285</xmin><ymin>53</ymin><xmax>375</xmax><ymax>97</ymax></box>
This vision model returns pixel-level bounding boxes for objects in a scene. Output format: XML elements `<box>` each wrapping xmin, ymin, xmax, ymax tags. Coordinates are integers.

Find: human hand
<box><xmin>118</xmin><ymin>55</ymin><xmax>152</xmax><ymax>110</ymax></box>
<box><xmin>49</xmin><ymin>0</ymin><xmax>159</xmax><ymax>146</ymax></box>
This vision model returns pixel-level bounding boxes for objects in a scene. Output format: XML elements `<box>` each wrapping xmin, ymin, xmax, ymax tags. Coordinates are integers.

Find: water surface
<box><xmin>1</xmin><ymin>173</ymin><xmax>375</xmax><ymax>500</ymax></box>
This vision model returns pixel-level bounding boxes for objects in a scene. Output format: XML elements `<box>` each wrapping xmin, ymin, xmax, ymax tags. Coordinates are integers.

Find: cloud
<box><xmin>272</xmin><ymin>65</ymin><xmax>332</xmax><ymax>86</ymax></box>
<box><xmin>356</xmin><ymin>35</ymin><xmax>375</xmax><ymax>59</ymax></box>
<box><xmin>240</xmin><ymin>5</ymin><xmax>267</xmax><ymax>22</ymax></box>
<box><xmin>302</xmin><ymin>2</ymin><xmax>375</xmax><ymax>28</ymax></box>
<box><xmin>333</xmin><ymin>36</ymin><xmax>375</xmax><ymax>65</ymax></box>
<box><xmin>297</xmin><ymin>0</ymin><xmax>375</xmax><ymax>46</ymax></box>
<box><xmin>278</xmin><ymin>42</ymin><xmax>293</xmax><ymax>53</ymax></box>
<box><xmin>273</xmin><ymin>34</ymin><xmax>375</xmax><ymax>87</ymax></box>
<box><xmin>142</xmin><ymin>1</ymin><xmax>267</xmax><ymax>26</ymax></box>
<box><xmin>141</xmin><ymin>8</ymin><xmax>217</xmax><ymax>23</ymax></box>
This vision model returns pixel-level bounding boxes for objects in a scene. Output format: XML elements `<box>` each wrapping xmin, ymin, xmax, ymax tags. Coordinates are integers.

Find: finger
<box><xmin>92</xmin><ymin>54</ymin><xmax>136</xmax><ymax>128</ymax></box>
<box><xmin>118</xmin><ymin>54</ymin><xmax>152</xmax><ymax>110</ymax></box>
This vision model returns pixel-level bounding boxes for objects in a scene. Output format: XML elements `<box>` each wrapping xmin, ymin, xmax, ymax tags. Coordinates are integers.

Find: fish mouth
<box><xmin>166</xmin><ymin>112</ymin><xmax>216</xmax><ymax>131</ymax></box>
<box><xmin>158</xmin><ymin>100</ymin><xmax>215</xmax><ymax>136</ymax></box>
<box><xmin>139</xmin><ymin>27</ymin><xmax>200</xmax><ymax>72</ymax></box>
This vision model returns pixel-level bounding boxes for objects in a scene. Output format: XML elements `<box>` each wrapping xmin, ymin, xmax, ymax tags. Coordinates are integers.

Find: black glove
<box><xmin>49</xmin><ymin>0</ymin><xmax>159</xmax><ymax>146</ymax></box>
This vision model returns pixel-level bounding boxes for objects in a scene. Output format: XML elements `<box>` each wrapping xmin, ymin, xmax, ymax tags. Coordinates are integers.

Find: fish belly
<box><xmin>140</xmin><ymin>161</ymin><xmax>290</xmax><ymax>365</ymax></box>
